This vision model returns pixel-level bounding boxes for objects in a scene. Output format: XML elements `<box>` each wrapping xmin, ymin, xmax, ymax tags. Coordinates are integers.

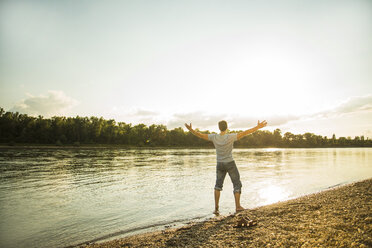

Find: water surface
<box><xmin>0</xmin><ymin>148</ymin><xmax>371</xmax><ymax>247</ymax></box>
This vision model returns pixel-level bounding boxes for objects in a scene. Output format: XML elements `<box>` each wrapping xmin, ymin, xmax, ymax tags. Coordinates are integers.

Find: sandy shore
<box><xmin>79</xmin><ymin>179</ymin><xmax>372</xmax><ymax>248</ymax></box>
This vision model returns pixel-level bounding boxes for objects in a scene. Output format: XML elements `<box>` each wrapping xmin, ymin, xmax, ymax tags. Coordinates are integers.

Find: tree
<box><xmin>0</xmin><ymin>108</ymin><xmax>371</xmax><ymax>148</ymax></box>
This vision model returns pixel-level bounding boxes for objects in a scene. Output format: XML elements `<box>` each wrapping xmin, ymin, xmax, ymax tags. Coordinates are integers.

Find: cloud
<box><xmin>108</xmin><ymin>106</ymin><xmax>162</xmax><ymax>125</ymax></box>
<box><xmin>11</xmin><ymin>90</ymin><xmax>79</xmax><ymax>117</ymax></box>
<box><xmin>228</xmin><ymin>114</ymin><xmax>300</xmax><ymax>129</ymax></box>
<box><xmin>110</xmin><ymin>106</ymin><xmax>159</xmax><ymax>117</ymax></box>
<box><xmin>166</xmin><ymin>95</ymin><xmax>372</xmax><ymax>130</ymax></box>
<box><xmin>167</xmin><ymin>111</ymin><xmax>300</xmax><ymax>130</ymax></box>
<box><xmin>135</xmin><ymin>109</ymin><xmax>158</xmax><ymax>116</ymax></box>
<box><xmin>101</xmin><ymin>95</ymin><xmax>372</xmax><ymax>131</ymax></box>
<box><xmin>312</xmin><ymin>95</ymin><xmax>372</xmax><ymax>118</ymax></box>
<box><xmin>167</xmin><ymin>111</ymin><xmax>226</xmax><ymax>129</ymax></box>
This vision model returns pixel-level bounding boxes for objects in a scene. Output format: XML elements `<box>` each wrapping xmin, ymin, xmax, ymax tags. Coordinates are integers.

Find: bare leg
<box><xmin>234</xmin><ymin>192</ymin><xmax>245</xmax><ymax>212</ymax></box>
<box><xmin>214</xmin><ymin>189</ymin><xmax>220</xmax><ymax>215</ymax></box>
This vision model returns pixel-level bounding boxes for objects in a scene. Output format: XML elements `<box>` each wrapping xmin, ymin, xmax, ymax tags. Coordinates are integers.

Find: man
<box><xmin>184</xmin><ymin>120</ymin><xmax>267</xmax><ymax>214</ymax></box>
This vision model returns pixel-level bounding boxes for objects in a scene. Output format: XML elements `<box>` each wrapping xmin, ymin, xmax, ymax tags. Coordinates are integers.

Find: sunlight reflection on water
<box><xmin>258</xmin><ymin>183</ymin><xmax>290</xmax><ymax>205</ymax></box>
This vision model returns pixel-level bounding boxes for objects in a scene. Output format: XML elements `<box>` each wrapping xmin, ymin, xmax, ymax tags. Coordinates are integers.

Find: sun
<box><xmin>222</xmin><ymin>44</ymin><xmax>324</xmax><ymax>117</ymax></box>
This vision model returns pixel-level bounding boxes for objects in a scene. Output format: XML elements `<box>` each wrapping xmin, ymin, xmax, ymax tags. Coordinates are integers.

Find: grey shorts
<box><xmin>215</xmin><ymin>160</ymin><xmax>242</xmax><ymax>193</ymax></box>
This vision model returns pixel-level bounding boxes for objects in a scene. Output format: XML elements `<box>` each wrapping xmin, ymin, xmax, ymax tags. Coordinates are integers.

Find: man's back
<box><xmin>208</xmin><ymin>133</ymin><xmax>237</xmax><ymax>162</ymax></box>
<box><xmin>185</xmin><ymin>120</ymin><xmax>267</xmax><ymax>214</ymax></box>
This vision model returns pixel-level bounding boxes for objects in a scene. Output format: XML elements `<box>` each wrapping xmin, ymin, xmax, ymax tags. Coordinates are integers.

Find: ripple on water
<box><xmin>0</xmin><ymin>148</ymin><xmax>371</xmax><ymax>248</ymax></box>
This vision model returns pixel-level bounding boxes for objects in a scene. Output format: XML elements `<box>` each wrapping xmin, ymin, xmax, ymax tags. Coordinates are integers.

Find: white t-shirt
<box><xmin>208</xmin><ymin>133</ymin><xmax>237</xmax><ymax>162</ymax></box>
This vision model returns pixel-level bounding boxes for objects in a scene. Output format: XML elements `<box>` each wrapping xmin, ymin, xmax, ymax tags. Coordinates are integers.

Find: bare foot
<box><xmin>236</xmin><ymin>206</ymin><xmax>245</xmax><ymax>212</ymax></box>
<box><xmin>213</xmin><ymin>209</ymin><xmax>220</xmax><ymax>216</ymax></box>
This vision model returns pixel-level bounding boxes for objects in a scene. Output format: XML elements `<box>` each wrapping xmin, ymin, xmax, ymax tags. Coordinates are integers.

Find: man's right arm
<box><xmin>184</xmin><ymin>123</ymin><xmax>210</xmax><ymax>141</ymax></box>
<box><xmin>237</xmin><ymin>120</ymin><xmax>267</xmax><ymax>140</ymax></box>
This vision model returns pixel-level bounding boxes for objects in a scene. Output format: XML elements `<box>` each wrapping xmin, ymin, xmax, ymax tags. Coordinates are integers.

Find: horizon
<box><xmin>1</xmin><ymin>0</ymin><xmax>371</xmax><ymax>138</ymax></box>
<box><xmin>1</xmin><ymin>107</ymin><xmax>370</xmax><ymax>139</ymax></box>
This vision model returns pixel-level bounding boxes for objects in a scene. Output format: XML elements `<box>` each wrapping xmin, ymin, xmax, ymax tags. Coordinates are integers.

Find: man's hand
<box><xmin>257</xmin><ymin>120</ymin><xmax>267</xmax><ymax>129</ymax></box>
<box><xmin>184</xmin><ymin>123</ymin><xmax>193</xmax><ymax>131</ymax></box>
<box><xmin>184</xmin><ymin>123</ymin><xmax>209</xmax><ymax>141</ymax></box>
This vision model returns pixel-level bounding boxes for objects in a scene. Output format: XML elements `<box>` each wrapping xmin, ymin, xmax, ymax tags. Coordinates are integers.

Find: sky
<box><xmin>1</xmin><ymin>0</ymin><xmax>372</xmax><ymax>137</ymax></box>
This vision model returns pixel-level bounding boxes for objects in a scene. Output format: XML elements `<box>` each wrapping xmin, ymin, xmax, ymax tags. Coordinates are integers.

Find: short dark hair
<box><xmin>218</xmin><ymin>120</ymin><xmax>227</xmax><ymax>132</ymax></box>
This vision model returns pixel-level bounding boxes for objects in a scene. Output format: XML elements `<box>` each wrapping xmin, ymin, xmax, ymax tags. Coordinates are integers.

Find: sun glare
<box><xmin>264</xmin><ymin>148</ymin><xmax>282</xmax><ymax>152</ymax></box>
<box><xmin>228</xmin><ymin>45</ymin><xmax>322</xmax><ymax>117</ymax></box>
<box><xmin>259</xmin><ymin>184</ymin><xmax>290</xmax><ymax>205</ymax></box>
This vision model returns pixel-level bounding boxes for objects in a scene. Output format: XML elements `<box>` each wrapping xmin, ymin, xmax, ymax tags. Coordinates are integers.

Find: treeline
<box><xmin>0</xmin><ymin>108</ymin><xmax>371</xmax><ymax>148</ymax></box>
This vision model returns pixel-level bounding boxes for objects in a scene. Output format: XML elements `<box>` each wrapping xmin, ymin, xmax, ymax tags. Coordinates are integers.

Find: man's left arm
<box><xmin>184</xmin><ymin>123</ymin><xmax>209</xmax><ymax>141</ymax></box>
<box><xmin>237</xmin><ymin>120</ymin><xmax>267</xmax><ymax>140</ymax></box>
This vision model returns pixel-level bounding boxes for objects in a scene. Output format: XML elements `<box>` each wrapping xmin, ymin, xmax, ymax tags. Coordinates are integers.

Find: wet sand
<box><xmin>80</xmin><ymin>179</ymin><xmax>372</xmax><ymax>248</ymax></box>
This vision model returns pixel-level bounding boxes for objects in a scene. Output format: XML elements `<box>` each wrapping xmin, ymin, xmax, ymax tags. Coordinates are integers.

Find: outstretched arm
<box><xmin>237</xmin><ymin>120</ymin><xmax>267</xmax><ymax>140</ymax></box>
<box><xmin>184</xmin><ymin>123</ymin><xmax>209</xmax><ymax>141</ymax></box>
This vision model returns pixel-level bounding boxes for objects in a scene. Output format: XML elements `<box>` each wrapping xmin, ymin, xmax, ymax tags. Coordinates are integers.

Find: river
<box><xmin>0</xmin><ymin>147</ymin><xmax>371</xmax><ymax>247</ymax></box>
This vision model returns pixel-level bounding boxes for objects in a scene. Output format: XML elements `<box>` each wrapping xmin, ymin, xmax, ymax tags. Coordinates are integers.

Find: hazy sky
<box><xmin>1</xmin><ymin>0</ymin><xmax>371</xmax><ymax>137</ymax></box>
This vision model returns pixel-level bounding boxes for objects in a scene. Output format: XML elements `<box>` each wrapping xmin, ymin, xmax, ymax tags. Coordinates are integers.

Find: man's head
<box><xmin>218</xmin><ymin>120</ymin><xmax>228</xmax><ymax>132</ymax></box>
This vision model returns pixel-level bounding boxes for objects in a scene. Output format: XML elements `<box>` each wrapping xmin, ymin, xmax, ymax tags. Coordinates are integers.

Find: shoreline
<box><xmin>77</xmin><ymin>178</ymin><xmax>372</xmax><ymax>248</ymax></box>
<box><xmin>1</xmin><ymin>144</ymin><xmax>371</xmax><ymax>150</ymax></box>
<box><xmin>0</xmin><ymin>144</ymin><xmax>215</xmax><ymax>149</ymax></box>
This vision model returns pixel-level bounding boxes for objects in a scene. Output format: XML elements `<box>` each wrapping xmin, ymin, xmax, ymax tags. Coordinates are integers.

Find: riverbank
<box><xmin>79</xmin><ymin>178</ymin><xmax>372</xmax><ymax>248</ymax></box>
<box><xmin>1</xmin><ymin>144</ymin><xmax>371</xmax><ymax>150</ymax></box>
<box><xmin>0</xmin><ymin>144</ymin><xmax>214</xmax><ymax>149</ymax></box>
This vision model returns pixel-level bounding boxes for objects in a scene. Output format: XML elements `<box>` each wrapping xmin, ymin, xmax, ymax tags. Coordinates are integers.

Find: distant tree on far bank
<box><xmin>0</xmin><ymin>108</ymin><xmax>371</xmax><ymax>148</ymax></box>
